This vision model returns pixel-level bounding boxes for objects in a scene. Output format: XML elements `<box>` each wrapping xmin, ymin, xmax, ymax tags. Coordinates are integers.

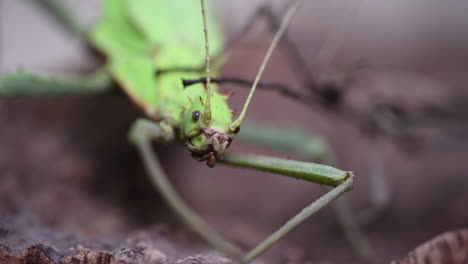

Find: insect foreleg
<box><xmin>128</xmin><ymin>119</ymin><xmax>244</xmax><ymax>258</ymax></box>
<box><xmin>0</xmin><ymin>70</ymin><xmax>113</xmax><ymax>97</ymax></box>
<box><xmin>220</xmin><ymin>154</ymin><xmax>353</xmax><ymax>263</ymax></box>
<box><xmin>234</xmin><ymin>121</ymin><xmax>330</xmax><ymax>161</ymax></box>
<box><xmin>229</xmin><ymin>122</ymin><xmax>377</xmax><ymax>263</ymax></box>
<box><xmin>222</xmin><ymin>150</ymin><xmax>354</xmax><ymax>263</ymax></box>
<box><xmin>246</xmin><ymin>179</ymin><xmax>353</xmax><ymax>263</ymax></box>
<box><xmin>221</xmin><ymin>123</ymin><xmax>354</xmax><ymax>261</ymax></box>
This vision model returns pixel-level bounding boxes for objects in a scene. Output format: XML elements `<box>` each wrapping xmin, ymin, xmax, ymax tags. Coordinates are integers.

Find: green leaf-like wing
<box><xmin>127</xmin><ymin>0</ymin><xmax>224</xmax><ymax>68</ymax></box>
<box><xmin>89</xmin><ymin>0</ymin><xmax>158</xmax><ymax>110</ymax></box>
<box><xmin>109</xmin><ymin>55</ymin><xmax>159</xmax><ymax>109</ymax></box>
<box><xmin>90</xmin><ymin>0</ymin><xmax>151</xmax><ymax>57</ymax></box>
<box><xmin>89</xmin><ymin>0</ymin><xmax>224</xmax><ymax>111</ymax></box>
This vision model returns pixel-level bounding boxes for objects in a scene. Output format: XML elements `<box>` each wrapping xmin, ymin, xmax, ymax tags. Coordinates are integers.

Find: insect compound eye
<box><xmin>192</xmin><ymin>110</ymin><xmax>201</xmax><ymax>121</ymax></box>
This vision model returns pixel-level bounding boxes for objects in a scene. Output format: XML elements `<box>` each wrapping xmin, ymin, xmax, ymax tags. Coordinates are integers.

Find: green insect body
<box><xmin>0</xmin><ymin>0</ymin><xmax>363</xmax><ymax>262</ymax></box>
<box><xmin>90</xmin><ymin>0</ymin><xmax>234</xmax><ymax>166</ymax></box>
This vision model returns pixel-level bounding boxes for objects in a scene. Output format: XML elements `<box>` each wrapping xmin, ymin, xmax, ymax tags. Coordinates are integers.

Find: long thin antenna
<box><xmin>229</xmin><ymin>0</ymin><xmax>304</xmax><ymax>132</ymax></box>
<box><xmin>200</xmin><ymin>0</ymin><xmax>212</xmax><ymax>125</ymax></box>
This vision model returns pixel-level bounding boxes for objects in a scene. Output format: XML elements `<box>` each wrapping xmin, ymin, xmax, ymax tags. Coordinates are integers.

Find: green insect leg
<box><xmin>222</xmin><ymin>151</ymin><xmax>354</xmax><ymax>263</ymax></box>
<box><xmin>0</xmin><ymin>70</ymin><xmax>113</xmax><ymax>97</ymax></box>
<box><xmin>128</xmin><ymin>118</ymin><xmax>244</xmax><ymax>258</ymax></box>
<box><xmin>221</xmin><ymin>122</ymin><xmax>371</xmax><ymax>263</ymax></box>
<box><xmin>234</xmin><ymin>122</ymin><xmax>376</xmax><ymax>263</ymax></box>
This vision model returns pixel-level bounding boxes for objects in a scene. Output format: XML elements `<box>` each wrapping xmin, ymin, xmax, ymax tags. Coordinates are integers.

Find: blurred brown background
<box><xmin>1</xmin><ymin>0</ymin><xmax>468</xmax><ymax>263</ymax></box>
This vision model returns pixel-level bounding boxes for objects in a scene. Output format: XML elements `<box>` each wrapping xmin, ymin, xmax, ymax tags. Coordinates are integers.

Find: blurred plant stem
<box><xmin>33</xmin><ymin>0</ymin><xmax>87</xmax><ymax>39</ymax></box>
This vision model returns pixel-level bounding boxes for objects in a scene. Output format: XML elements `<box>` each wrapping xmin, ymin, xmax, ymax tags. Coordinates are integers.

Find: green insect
<box><xmin>0</xmin><ymin>0</ymin><xmax>355</xmax><ymax>263</ymax></box>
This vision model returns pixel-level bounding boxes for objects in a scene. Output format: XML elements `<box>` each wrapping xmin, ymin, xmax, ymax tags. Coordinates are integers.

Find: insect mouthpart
<box><xmin>189</xmin><ymin>128</ymin><xmax>233</xmax><ymax>168</ymax></box>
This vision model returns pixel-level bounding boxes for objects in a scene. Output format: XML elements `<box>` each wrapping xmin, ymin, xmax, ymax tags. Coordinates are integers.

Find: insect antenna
<box><xmin>229</xmin><ymin>0</ymin><xmax>304</xmax><ymax>133</ymax></box>
<box><xmin>200</xmin><ymin>0</ymin><xmax>212</xmax><ymax>125</ymax></box>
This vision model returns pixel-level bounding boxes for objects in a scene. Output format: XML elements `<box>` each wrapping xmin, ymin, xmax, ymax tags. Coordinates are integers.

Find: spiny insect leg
<box><xmin>128</xmin><ymin>118</ymin><xmax>244</xmax><ymax>258</ymax></box>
